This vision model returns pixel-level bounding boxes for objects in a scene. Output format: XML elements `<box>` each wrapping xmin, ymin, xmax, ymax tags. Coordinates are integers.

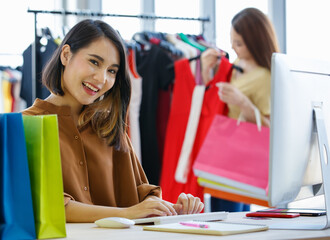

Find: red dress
<box><xmin>160</xmin><ymin>57</ymin><xmax>233</xmax><ymax>203</ymax></box>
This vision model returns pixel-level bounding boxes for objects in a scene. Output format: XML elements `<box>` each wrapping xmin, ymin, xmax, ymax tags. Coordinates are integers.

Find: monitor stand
<box><xmin>313</xmin><ymin>103</ymin><xmax>330</xmax><ymax>229</ymax></box>
<box><xmin>270</xmin><ymin>103</ymin><xmax>330</xmax><ymax>230</ymax></box>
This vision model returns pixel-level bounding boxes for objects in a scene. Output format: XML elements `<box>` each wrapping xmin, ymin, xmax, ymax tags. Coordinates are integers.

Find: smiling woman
<box><xmin>21</xmin><ymin>19</ymin><xmax>204</xmax><ymax>223</ymax></box>
<box><xmin>38</xmin><ymin>20</ymin><xmax>130</xmax><ymax>149</ymax></box>
<box><xmin>59</xmin><ymin>37</ymin><xmax>119</xmax><ymax>106</ymax></box>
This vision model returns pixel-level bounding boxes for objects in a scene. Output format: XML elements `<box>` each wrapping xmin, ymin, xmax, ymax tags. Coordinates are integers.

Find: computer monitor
<box><xmin>268</xmin><ymin>53</ymin><xmax>330</xmax><ymax>229</ymax></box>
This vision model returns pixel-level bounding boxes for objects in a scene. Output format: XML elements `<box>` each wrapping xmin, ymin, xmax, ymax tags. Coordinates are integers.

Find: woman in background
<box><xmin>201</xmin><ymin>7</ymin><xmax>280</xmax><ymax>212</ymax></box>
<box><xmin>23</xmin><ymin>19</ymin><xmax>204</xmax><ymax>222</ymax></box>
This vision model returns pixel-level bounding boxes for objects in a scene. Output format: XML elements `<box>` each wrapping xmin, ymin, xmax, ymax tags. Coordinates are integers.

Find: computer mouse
<box><xmin>94</xmin><ymin>217</ymin><xmax>135</xmax><ymax>228</ymax></box>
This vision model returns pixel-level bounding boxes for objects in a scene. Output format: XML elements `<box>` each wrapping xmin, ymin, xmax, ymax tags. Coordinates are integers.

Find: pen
<box><xmin>179</xmin><ymin>222</ymin><xmax>209</xmax><ymax>228</ymax></box>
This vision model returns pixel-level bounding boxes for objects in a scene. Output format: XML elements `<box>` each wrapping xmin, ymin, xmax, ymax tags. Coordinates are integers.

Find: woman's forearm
<box><xmin>65</xmin><ymin>200</ymin><xmax>125</xmax><ymax>223</ymax></box>
<box><xmin>239</xmin><ymin>96</ymin><xmax>270</xmax><ymax>127</ymax></box>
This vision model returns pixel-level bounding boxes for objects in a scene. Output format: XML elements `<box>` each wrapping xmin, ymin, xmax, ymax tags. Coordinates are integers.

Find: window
<box><xmin>0</xmin><ymin>0</ymin><xmax>62</xmax><ymax>67</ymax></box>
<box><xmin>102</xmin><ymin>0</ymin><xmax>141</xmax><ymax>40</ymax></box>
<box><xmin>0</xmin><ymin>2</ymin><xmax>32</xmax><ymax>67</ymax></box>
<box><xmin>286</xmin><ymin>0</ymin><xmax>330</xmax><ymax>61</ymax></box>
<box><xmin>155</xmin><ymin>0</ymin><xmax>201</xmax><ymax>35</ymax></box>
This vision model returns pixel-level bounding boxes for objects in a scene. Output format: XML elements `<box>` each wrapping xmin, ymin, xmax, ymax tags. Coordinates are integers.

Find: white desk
<box><xmin>55</xmin><ymin>212</ymin><xmax>330</xmax><ymax>240</ymax></box>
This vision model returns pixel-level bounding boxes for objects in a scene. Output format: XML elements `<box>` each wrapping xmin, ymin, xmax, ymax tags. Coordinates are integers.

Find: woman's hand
<box><xmin>65</xmin><ymin>194</ymin><xmax>203</xmax><ymax>222</ymax></box>
<box><xmin>124</xmin><ymin>196</ymin><xmax>177</xmax><ymax>219</ymax></box>
<box><xmin>216</xmin><ymin>82</ymin><xmax>270</xmax><ymax>126</ymax></box>
<box><xmin>216</xmin><ymin>82</ymin><xmax>247</xmax><ymax>107</ymax></box>
<box><xmin>201</xmin><ymin>48</ymin><xmax>223</xmax><ymax>85</ymax></box>
<box><xmin>173</xmin><ymin>193</ymin><xmax>204</xmax><ymax>215</ymax></box>
<box><xmin>123</xmin><ymin>193</ymin><xmax>204</xmax><ymax>219</ymax></box>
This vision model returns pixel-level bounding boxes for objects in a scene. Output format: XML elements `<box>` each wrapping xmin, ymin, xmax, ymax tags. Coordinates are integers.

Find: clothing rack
<box><xmin>166</xmin><ymin>55</ymin><xmax>244</xmax><ymax>74</ymax></box>
<box><xmin>27</xmin><ymin>9</ymin><xmax>210</xmax><ymax>104</ymax></box>
<box><xmin>27</xmin><ymin>9</ymin><xmax>210</xmax><ymax>22</ymax></box>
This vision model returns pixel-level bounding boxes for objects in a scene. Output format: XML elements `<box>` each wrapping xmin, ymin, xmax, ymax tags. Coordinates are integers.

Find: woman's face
<box><xmin>230</xmin><ymin>27</ymin><xmax>253</xmax><ymax>61</ymax></box>
<box><xmin>60</xmin><ymin>37</ymin><xmax>120</xmax><ymax>106</ymax></box>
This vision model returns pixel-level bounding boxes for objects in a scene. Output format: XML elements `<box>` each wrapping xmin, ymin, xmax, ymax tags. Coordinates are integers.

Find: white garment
<box><xmin>128</xmin><ymin>50</ymin><xmax>143</xmax><ymax>163</ymax></box>
<box><xmin>166</xmin><ymin>34</ymin><xmax>198</xmax><ymax>75</ymax></box>
<box><xmin>175</xmin><ymin>85</ymin><xmax>205</xmax><ymax>183</ymax></box>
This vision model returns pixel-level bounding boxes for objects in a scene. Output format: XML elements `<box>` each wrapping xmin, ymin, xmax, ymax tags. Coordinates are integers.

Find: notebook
<box><xmin>133</xmin><ymin>211</ymin><xmax>228</xmax><ymax>225</ymax></box>
<box><xmin>143</xmin><ymin>221</ymin><xmax>268</xmax><ymax>236</ymax></box>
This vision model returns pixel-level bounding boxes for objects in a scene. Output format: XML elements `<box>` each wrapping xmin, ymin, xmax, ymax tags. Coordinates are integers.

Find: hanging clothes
<box><xmin>160</xmin><ymin>57</ymin><xmax>233</xmax><ymax>203</ymax></box>
<box><xmin>0</xmin><ymin>70</ymin><xmax>2</xmax><ymax>112</ymax></box>
<box><xmin>178</xmin><ymin>33</ymin><xmax>207</xmax><ymax>52</ymax></box>
<box><xmin>166</xmin><ymin>33</ymin><xmax>199</xmax><ymax>75</ymax></box>
<box><xmin>1</xmin><ymin>72</ymin><xmax>13</xmax><ymax>112</ymax></box>
<box><xmin>135</xmin><ymin>44</ymin><xmax>175</xmax><ymax>185</ymax></box>
<box><xmin>0</xmin><ymin>67</ymin><xmax>23</xmax><ymax>112</ymax></box>
<box><xmin>20</xmin><ymin>36</ymin><xmax>58</xmax><ymax>107</ymax></box>
<box><xmin>127</xmin><ymin>47</ymin><xmax>143</xmax><ymax>163</ymax></box>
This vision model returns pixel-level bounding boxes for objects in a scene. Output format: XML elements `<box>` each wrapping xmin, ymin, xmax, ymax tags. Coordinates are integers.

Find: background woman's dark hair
<box><xmin>42</xmin><ymin>19</ymin><xmax>131</xmax><ymax>151</ymax></box>
<box><xmin>231</xmin><ymin>8</ymin><xmax>280</xmax><ymax>70</ymax></box>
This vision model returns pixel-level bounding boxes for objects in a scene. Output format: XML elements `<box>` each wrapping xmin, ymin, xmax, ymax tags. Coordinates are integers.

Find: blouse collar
<box><xmin>33</xmin><ymin>98</ymin><xmax>72</xmax><ymax>116</ymax></box>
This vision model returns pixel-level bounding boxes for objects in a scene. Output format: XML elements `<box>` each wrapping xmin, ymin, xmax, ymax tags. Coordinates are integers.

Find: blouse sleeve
<box><xmin>137</xmin><ymin>184</ymin><xmax>161</xmax><ymax>202</ymax></box>
<box><xmin>63</xmin><ymin>192</ymin><xmax>75</xmax><ymax>206</ymax></box>
<box><xmin>127</xmin><ymin>135</ymin><xmax>162</xmax><ymax>201</ymax></box>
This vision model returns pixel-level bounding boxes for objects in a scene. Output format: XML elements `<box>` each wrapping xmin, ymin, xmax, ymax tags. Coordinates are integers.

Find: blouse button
<box><xmin>74</xmin><ymin>135</ymin><xmax>79</xmax><ymax>140</ymax></box>
<box><xmin>84</xmin><ymin>186</ymin><xmax>88</xmax><ymax>191</ymax></box>
<box><xmin>79</xmin><ymin>161</ymin><xmax>84</xmax><ymax>166</ymax></box>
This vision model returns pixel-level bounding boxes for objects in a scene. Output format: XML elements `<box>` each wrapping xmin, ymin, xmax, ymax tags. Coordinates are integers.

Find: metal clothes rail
<box><xmin>27</xmin><ymin>9</ymin><xmax>210</xmax><ymax>104</ymax></box>
<box><xmin>27</xmin><ymin>9</ymin><xmax>210</xmax><ymax>22</ymax></box>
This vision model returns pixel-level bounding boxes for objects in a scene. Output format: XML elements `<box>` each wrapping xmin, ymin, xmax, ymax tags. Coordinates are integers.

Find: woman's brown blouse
<box><xmin>22</xmin><ymin>99</ymin><xmax>161</xmax><ymax>207</ymax></box>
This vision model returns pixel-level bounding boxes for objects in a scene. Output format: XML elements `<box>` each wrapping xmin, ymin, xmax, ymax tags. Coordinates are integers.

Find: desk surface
<box><xmin>56</xmin><ymin>212</ymin><xmax>330</xmax><ymax>240</ymax></box>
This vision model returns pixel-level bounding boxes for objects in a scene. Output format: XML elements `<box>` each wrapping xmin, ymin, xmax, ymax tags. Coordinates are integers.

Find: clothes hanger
<box><xmin>178</xmin><ymin>33</ymin><xmax>207</xmax><ymax>52</ymax></box>
<box><xmin>125</xmin><ymin>40</ymin><xmax>142</xmax><ymax>53</ymax></box>
<box><xmin>38</xmin><ymin>27</ymin><xmax>55</xmax><ymax>52</ymax></box>
<box><xmin>133</xmin><ymin>31</ymin><xmax>184</xmax><ymax>57</ymax></box>
<box><xmin>132</xmin><ymin>32</ymin><xmax>152</xmax><ymax>51</ymax></box>
<box><xmin>166</xmin><ymin>54</ymin><xmax>244</xmax><ymax>73</ymax></box>
<box><xmin>143</xmin><ymin>31</ymin><xmax>167</xmax><ymax>41</ymax></box>
<box><xmin>143</xmin><ymin>31</ymin><xmax>184</xmax><ymax>56</ymax></box>
<box><xmin>148</xmin><ymin>37</ymin><xmax>184</xmax><ymax>57</ymax></box>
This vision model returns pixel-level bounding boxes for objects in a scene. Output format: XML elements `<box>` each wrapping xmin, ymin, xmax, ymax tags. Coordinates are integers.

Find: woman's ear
<box><xmin>60</xmin><ymin>44</ymin><xmax>72</xmax><ymax>66</ymax></box>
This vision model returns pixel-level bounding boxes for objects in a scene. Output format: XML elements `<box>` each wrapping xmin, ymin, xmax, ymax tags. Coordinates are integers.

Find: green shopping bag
<box><xmin>23</xmin><ymin>115</ymin><xmax>66</xmax><ymax>239</ymax></box>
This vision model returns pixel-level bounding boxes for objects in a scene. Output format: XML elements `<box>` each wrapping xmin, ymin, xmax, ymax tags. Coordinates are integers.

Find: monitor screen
<box><xmin>268</xmin><ymin>53</ymin><xmax>330</xmax><ymax>207</ymax></box>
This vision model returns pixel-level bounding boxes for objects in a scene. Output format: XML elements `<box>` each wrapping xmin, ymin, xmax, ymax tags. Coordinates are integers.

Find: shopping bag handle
<box><xmin>237</xmin><ymin>107</ymin><xmax>262</xmax><ymax>131</ymax></box>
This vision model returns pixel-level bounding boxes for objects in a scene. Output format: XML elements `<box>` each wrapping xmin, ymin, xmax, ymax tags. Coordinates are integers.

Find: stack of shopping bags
<box><xmin>0</xmin><ymin>113</ymin><xmax>66</xmax><ymax>239</ymax></box>
<box><xmin>193</xmin><ymin>112</ymin><xmax>270</xmax><ymax>205</ymax></box>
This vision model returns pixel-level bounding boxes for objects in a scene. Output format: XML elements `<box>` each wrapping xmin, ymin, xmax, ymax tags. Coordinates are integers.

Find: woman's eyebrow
<box><xmin>88</xmin><ymin>54</ymin><xmax>104</xmax><ymax>62</ymax></box>
<box><xmin>88</xmin><ymin>54</ymin><xmax>120</xmax><ymax>68</ymax></box>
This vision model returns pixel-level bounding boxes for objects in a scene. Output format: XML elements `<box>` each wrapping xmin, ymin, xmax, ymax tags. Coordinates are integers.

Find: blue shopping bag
<box><xmin>0</xmin><ymin>113</ymin><xmax>36</xmax><ymax>240</ymax></box>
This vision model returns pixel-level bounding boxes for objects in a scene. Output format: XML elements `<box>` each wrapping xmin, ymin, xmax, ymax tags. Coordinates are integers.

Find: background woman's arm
<box><xmin>217</xmin><ymin>82</ymin><xmax>270</xmax><ymax>127</ymax></box>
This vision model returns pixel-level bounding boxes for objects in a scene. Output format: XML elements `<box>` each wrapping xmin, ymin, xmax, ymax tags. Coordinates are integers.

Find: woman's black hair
<box><xmin>42</xmin><ymin>19</ymin><xmax>131</xmax><ymax>151</ymax></box>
